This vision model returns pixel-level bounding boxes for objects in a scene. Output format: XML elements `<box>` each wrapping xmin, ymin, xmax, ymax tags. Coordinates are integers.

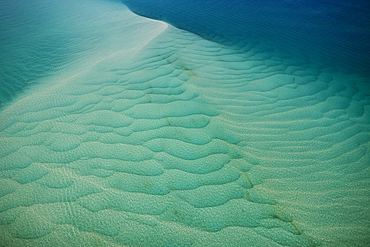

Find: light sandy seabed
<box><xmin>0</xmin><ymin>0</ymin><xmax>369</xmax><ymax>246</ymax></box>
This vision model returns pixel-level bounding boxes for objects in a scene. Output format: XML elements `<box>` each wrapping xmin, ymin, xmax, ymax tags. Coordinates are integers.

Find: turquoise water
<box><xmin>0</xmin><ymin>0</ymin><xmax>369</xmax><ymax>246</ymax></box>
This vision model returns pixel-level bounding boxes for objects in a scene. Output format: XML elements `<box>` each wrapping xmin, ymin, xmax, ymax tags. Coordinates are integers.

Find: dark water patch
<box><xmin>122</xmin><ymin>0</ymin><xmax>370</xmax><ymax>77</ymax></box>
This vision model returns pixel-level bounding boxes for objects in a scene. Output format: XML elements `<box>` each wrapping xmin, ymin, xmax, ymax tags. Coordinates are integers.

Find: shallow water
<box><xmin>0</xmin><ymin>0</ymin><xmax>369</xmax><ymax>246</ymax></box>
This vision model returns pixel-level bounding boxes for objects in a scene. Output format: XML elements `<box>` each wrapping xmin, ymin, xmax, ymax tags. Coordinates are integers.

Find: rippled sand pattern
<box><xmin>1</xmin><ymin>1</ymin><xmax>370</xmax><ymax>246</ymax></box>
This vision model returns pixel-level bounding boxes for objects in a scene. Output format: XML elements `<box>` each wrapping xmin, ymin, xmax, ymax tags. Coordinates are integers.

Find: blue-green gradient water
<box><xmin>122</xmin><ymin>0</ymin><xmax>370</xmax><ymax>75</ymax></box>
<box><xmin>0</xmin><ymin>0</ymin><xmax>369</xmax><ymax>246</ymax></box>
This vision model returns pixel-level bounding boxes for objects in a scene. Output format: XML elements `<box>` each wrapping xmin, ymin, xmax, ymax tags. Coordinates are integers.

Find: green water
<box><xmin>0</xmin><ymin>0</ymin><xmax>369</xmax><ymax>246</ymax></box>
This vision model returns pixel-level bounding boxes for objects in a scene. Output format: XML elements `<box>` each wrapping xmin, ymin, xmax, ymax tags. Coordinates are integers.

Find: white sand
<box><xmin>0</xmin><ymin>0</ymin><xmax>369</xmax><ymax>246</ymax></box>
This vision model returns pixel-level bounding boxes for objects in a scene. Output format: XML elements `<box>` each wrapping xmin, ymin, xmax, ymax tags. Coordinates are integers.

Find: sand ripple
<box><xmin>0</xmin><ymin>0</ymin><xmax>369</xmax><ymax>246</ymax></box>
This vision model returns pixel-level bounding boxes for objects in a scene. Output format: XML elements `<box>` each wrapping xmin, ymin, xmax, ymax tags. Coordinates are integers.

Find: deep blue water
<box><xmin>1</xmin><ymin>0</ymin><xmax>369</xmax><ymax>107</ymax></box>
<box><xmin>122</xmin><ymin>0</ymin><xmax>370</xmax><ymax>76</ymax></box>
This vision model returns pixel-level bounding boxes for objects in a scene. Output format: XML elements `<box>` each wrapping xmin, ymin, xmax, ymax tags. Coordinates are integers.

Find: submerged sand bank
<box><xmin>0</xmin><ymin>0</ymin><xmax>369</xmax><ymax>246</ymax></box>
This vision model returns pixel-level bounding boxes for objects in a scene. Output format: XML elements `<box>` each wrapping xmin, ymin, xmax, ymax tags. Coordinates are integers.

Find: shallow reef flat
<box><xmin>0</xmin><ymin>0</ymin><xmax>370</xmax><ymax>246</ymax></box>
